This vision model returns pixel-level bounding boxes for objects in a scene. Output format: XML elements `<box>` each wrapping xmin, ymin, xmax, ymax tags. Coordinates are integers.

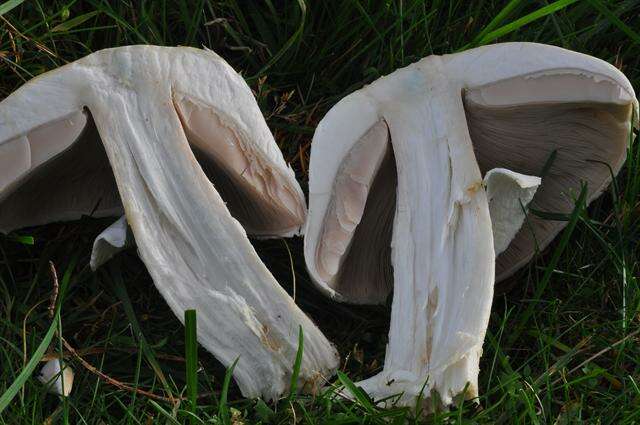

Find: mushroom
<box><xmin>90</xmin><ymin>215</ymin><xmax>129</xmax><ymax>270</ymax></box>
<box><xmin>0</xmin><ymin>46</ymin><xmax>338</xmax><ymax>400</ymax></box>
<box><xmin>38</xmin><ymin>359</ymin><xmax>74</xmax><ymax>397</ymax></box>
<box><xmin>304</xmin><ymin>42</ymin><xmax>637</xmax><ymax>407</ymax></box>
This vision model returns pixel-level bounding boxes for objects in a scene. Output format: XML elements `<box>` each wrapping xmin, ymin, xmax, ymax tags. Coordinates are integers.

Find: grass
<box><xmin>1</xmin><ymin>0</ymin><xmax>639</xmax><ymax>423</ymax></box>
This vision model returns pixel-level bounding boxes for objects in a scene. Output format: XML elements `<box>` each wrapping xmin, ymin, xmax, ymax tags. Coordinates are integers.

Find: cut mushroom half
<box><xmin>305</xmin><ymin>42</ymin><xmax>637</xmax><ymax>407</ymax></box>
<box><xmin>0</xmin><ymin>46</ymin><xmax>338</xmax><ymax>400</ymax></box>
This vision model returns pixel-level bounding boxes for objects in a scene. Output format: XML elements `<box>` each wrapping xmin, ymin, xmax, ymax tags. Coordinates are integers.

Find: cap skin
<box><xmin>304</xmin><ymin>42</ymin><xmax>637</xmax><ymax>408</ymax></box>
<box><xmin>0</xmin><ymin>46</ymin><xmax>338</xmax><ymax>400</ymax></box>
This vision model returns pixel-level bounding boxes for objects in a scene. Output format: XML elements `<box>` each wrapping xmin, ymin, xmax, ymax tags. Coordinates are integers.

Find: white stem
<box><xmin>354</xmin><ymin>57</ymin><xmax>495</xmax><ymax>407</ymax></box>
<box><xmin>85</xmin><ymin>89</ymin><xmax>337</xmax><ymax>400</ymax></box>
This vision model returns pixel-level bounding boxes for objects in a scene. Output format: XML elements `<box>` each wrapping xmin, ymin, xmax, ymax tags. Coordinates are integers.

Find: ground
<box><xmin>1</xmin><ymin>1</ymin><xmax>639</xmax><ymax>423</ymax></box>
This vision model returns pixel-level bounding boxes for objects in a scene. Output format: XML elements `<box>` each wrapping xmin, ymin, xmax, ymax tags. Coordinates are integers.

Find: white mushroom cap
<box><xmin>0</xmin><ymin>46</ymin><xmax>337</xmax><ymax>400</ymax></box>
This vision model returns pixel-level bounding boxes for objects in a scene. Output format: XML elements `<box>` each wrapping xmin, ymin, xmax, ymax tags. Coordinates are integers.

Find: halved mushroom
<box><xmin>304</xmin><ymin>42</ymin><xmax>637</xmax><ymax>407</ymax></box>
<box><xmin>0</xmin><ymin>46</ymin><xmax>338</xmax><ymax>400</ymax></box>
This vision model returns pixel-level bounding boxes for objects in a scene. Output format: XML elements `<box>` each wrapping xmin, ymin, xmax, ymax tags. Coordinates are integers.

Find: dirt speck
<box><xmin>260</xmin><ymin>324</ymin><xmax>282</xmax><ymax>352</ymax></box>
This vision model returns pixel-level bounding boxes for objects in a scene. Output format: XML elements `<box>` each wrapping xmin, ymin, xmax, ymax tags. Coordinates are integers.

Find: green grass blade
<box><xmin>287</xmin><ymin>325</ymin><xmax>304</xmax><ymax>401</ymax></box>
<box><xmin>351</xmin><ymin>0</ymin><xmax>384</xmax><ymax>44</ymax></box>
<box><xmin>0</xmin><ymin>0</ymin><xmax>25</xmax><ymax>17</ymax></box>
<box><xmin>126</xmin><ymin>338</ymin><xmax>145</xmax><ymax>425</ymax></box>
<box><xmin>218</xmin><ymin>357</ymin><xmax>239</xmax><ymax>425</ymax></box>
<box><xmin>251</xmin><ymin>0</ymin><xmax>307</xmax><ymax>79</ymax></box>
<box><xmin>6</xmin><ymin>234</ymin><xmax>34</xmax><ymax>245</ymax></box>
<box><xmin>178</xmin><ymin>0</ymin><xmax>205</xmax><ymax>45</ymax></box>
<box><xmin>469</xmin><ymin>0</ymin><xmax>522</xmax><ymax>47</ymax></box>
<box><xmin>508</xmin><ymin>183</ymin><xmax>589</xmax><ymax>345</ymax></box>
<box><xmin>478</xmin><ymin>0</ymin><xmax>580</xmax><ymax>45</ymax></box>
<box><xmin>87</xmin><ymin>1</ymin><xmax>150</xmax><ymax>44</ymax></box>
<box><xmin>109</xmin><ymin>266</ymin><xmax>174</xmax><ymax>399</ymax></box>
<box><xmin>336</xmin><ymin>370</ymin><xmax>375</xmax><ymax>413</ymax></box>
<box><xmin>586</xmin><ymin>0</ymin><xmax>640</xmax><ymax>44</ymax></box>
<box><xmin>148</xmin><ymin>400</ymin><xmax>181</xmax><ymax>425</ymax></box>
<box><xmin>51</xmin><ymin>11</ymin><xmax>100</xmax><ymax>32</ymax></box>
<box><xmin>184</xmin><ymin>309</ymin><xmax>198</xmax><ymax>424</ymax></box>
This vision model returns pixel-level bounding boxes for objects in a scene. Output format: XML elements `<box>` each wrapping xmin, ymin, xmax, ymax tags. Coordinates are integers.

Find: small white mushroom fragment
<box><xmin>38</xmin><ymin>359</ymin><xmax>74</xmax><ymax>397</ymax></box>
<box><xmin>0</xmin><ymin>46</ymin><xmax>338</xmax><ymax>400</ymax></box>
<box><xmin>90</xmin><ymin>215</ymin><xmax>129</xmax><ymax>270</ymax></box>
<box><xmin>483</xmin><ymin>169</ymin><xmax>540</xmax><ymax>255</ymax></box>
<box><xmin>304</xmin><ymin>43</ymin><xmax>637</xmax><ymax>407</ymax></box>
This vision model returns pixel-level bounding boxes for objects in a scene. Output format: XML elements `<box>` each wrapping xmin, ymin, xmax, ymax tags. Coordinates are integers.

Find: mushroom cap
<box><xmin>305</xmin><ymin>42</ymin><xmax>637</xmax><ymax>303</ymax></box>
<box><xmin>0</xmin><ymin>45</ymin><xmax>306</xmax><ymax>237</ymax></box>
<box><xmin>447</xmin><ymin>42</ymin><xmax>637</xmax><ymax>282</ymax></box>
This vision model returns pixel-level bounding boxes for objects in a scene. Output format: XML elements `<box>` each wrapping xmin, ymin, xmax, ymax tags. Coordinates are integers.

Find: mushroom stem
<box><xmin>91</xmin><ymin>90</ymin><xmax>337</xmax><ymax>399</ymax></box>
<box><xmin>352</xmin><ymin>57</ymin><xmax>495</xmax><ymax>407</ymax></box>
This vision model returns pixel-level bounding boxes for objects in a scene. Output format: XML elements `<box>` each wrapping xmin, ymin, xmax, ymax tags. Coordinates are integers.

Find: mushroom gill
<box><xmin>313</xmin><ymin>120</ymin><xmax>396</xmax><ymax>303</ymax></box>
<box><xmin>464</xmin><ymin>98</ymin><xmax>632</xmax><ymax>281</ymax></box>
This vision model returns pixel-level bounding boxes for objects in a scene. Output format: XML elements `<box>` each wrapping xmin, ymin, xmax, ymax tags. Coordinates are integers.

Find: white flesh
<box><xmin>309</xmin><ymin>56</ymin><xmax>495</xmax><ymax>407</ymax></box>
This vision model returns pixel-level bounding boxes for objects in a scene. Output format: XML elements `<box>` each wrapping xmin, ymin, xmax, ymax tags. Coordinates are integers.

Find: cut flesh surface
<box><xmin>0</xmin><ymin>46</ymin><xmax>337</xmax><ymax>400</ymax></box>
<box><xmin>304</xmin><ymin>42</ymin><xmax>637</xmax><ymax>407</ymax></box>
<box><xmin>174</xmin><ymin>94</ymin><xmax>305</xmax><ymax>237</ymax></box>
<box><xmin>314</xmin><ymin>120</ymin><xmax>395</xmax><ymax>303</ymax></box>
